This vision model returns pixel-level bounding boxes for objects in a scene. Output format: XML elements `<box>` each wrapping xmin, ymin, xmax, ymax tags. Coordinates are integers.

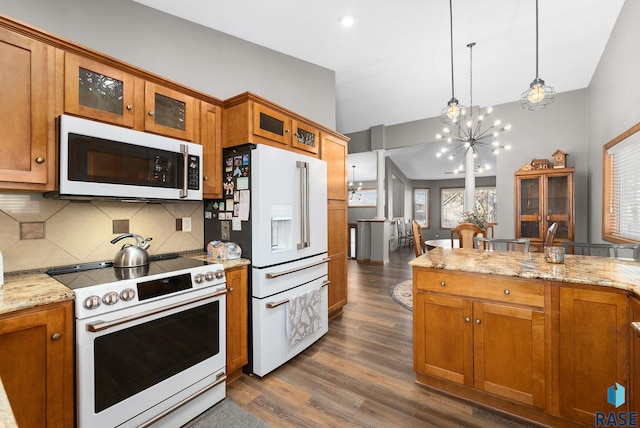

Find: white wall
<box><xmin>0</xmin><ymin>0</ymin><xmax>337</xmax><ymax>129</ymax></box>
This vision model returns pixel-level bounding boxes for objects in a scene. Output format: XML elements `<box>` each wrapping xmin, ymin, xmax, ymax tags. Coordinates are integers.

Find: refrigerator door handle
<box><xmin>265</xmin><ymin>257</ymin><xmax>331</xmax><ymax>279</ymax></box>
<box><xmin>297</xmin><ymin>160</ymin><xmax>310</xmax><ymax>249</ymax></box>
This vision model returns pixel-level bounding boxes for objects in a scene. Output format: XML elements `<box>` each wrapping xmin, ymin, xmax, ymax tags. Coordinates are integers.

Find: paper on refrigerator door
<box><xmin>238</xmin><ymin>190</ymin><xmax>250</xmax><ymax>221</ymax></box>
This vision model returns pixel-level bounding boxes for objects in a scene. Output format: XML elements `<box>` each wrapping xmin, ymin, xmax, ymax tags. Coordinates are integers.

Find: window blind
<box><xmin>607</xmin><ymin>136</ymin><xmax>640</xmax><ymax>239</ymax></box>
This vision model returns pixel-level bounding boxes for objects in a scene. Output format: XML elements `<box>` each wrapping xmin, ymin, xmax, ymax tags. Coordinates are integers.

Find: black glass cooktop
<box><xmin>46</xmin><ymin>254</ymin><xmax>208</xmax><ymax>289</ymax></box>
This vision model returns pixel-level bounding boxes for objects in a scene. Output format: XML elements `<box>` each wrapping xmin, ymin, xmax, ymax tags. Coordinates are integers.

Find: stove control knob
<box><xmin>204</xmin><ymin>271</ymin><xmax>215</xmax><ymax>281</ymax></box>
<box><xmin>194</xmin><ymin>273</ymin><xmax>205</xmax><ymax>284</ymax></box>
<box><xmin>102</xmin><ymin>291</ymin><xmax>119</xmax><ymax>305</ymax></box>
<box><xmin>215</xmin><ymin>270</ymin><xmax>225</xmax><ymax>280</ymax></box>
<box><xmin>84</xmin><ymin>295</ymin><xmax>101</xmax><ymax>310</ymax></box>
<box><xmin>120</xmin><ymin>288</ymin><xmax>136</xmax><ymax>301</ymax></box>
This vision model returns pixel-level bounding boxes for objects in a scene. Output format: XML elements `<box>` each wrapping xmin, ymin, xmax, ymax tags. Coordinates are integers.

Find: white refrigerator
<box><xmin>204</xmin><ymin>143</ymin><xmax>329</xmax><ymax>376</ymax></box>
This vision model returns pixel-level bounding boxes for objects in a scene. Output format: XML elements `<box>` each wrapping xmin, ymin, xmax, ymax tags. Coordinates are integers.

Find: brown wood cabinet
<box><xmin>223</xmin><ymin>92</ymin><xmax>323</xmax><ymax>157</ymax></box>
<box><xmin>0</xmin><ymin>25</ymin><xmax>56</xmax><ymax>191</ymax></box>
<box><xmin>64</xmin><ymin>52</ymin><xmax>196</xmax><ymax>141</ymax></box>
<box><xmin>199</xmin><ymin>101</ymin><xmax>223</xmax><ymax>198</ymax></box>
<box><xmin>225</xmin><ymin>265</ymin><xmax>248</xmax><ymax>383</ymax></box>
<box><xmin>413</xmin><ymin>269</ymin><xmax>547</xmax><ymax>409</ymax></box>
<box><xmin>0</xmin><ymin>301</ymin><xmax>73</xmax><ymax>428</ymax></box>
<box><xmin>557</xmin><ymin>285</ymin><xmax>629</xmax><ymax>424</ymax></box>
<box><xmin>515</xmin><ymin>167</ymin><xmax>574</xmax><ymax>251</ymax></box>
<box><xmin>321</xmin><ymin>133</ymin><xmax>349</xmax><ymax>318</ymax></box>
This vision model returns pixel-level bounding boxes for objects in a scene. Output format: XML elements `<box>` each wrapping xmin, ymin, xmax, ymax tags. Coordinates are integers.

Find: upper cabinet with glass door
<box><xmin>64</xmin><ymin>54</ymin><xmax>135</xmax><ymax>128</ymax></box>
<box><xmin>64</xmin><ymin>53</ymin><xmax>195</xmax><ymax>141</ymax></box>
<box><xmin>515</xmin><ymin>167</ymin><xmax>574</xmax><ymax>251</ymax></box>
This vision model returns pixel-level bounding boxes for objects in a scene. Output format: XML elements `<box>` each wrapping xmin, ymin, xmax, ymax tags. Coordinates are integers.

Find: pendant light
<box><xmin>440</xmin><ymin>0</ymin><xmax>465</xmax><ymax>123</ymax></box>
<box><xmin>349</xmin><ymin>166</ymin><xmax>362</xmax><ymax>200</ymax></box>
<box><xmin>520</xmin><ymin>0</ymin><xmax>556</xmax><ymax>110</ymax></box>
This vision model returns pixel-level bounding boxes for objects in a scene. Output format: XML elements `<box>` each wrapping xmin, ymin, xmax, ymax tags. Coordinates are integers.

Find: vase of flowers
<box><xmin>460</xmin><ymin>211</ymin><xmax>488</xmax><ymax>230</ymax></box>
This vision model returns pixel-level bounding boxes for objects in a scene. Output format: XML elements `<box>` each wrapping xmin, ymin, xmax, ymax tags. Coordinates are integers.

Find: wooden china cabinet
<box><xmin>515</xmin><ymin>167</ymin><xmax>574</xmax><ymax>251</ymax></box>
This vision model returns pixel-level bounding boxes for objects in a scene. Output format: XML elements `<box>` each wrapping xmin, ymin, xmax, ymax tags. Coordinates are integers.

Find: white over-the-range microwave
<box><xmin>53</xmin><ymin>114</ymin><xmax>202</xmax><ymax>201</ymax></box>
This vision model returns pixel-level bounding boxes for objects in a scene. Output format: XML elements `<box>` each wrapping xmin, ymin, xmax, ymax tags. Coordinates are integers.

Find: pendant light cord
<box><xmin>535</xmin><ymin>0</ymin><xmax>539</xmax><ymax>79</ymax></box>
<box><xmin>448</xmin><ymin>0</ymin><xmax>455</xmax><ymax>99</ymax></box>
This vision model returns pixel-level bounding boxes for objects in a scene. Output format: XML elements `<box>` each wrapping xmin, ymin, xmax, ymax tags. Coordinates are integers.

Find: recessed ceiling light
<box><xmin>339</xmin><ymin>14</ymin><xmax>356</xmax><ymax>28</ymax></box>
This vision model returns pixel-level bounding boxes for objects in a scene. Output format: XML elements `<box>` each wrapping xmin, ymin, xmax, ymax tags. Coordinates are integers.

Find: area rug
<box><xmin>183</xmin><ymin>399</ymin><xmax>269</xmax><ymax>428</ymax></box>
<box><xmin>390</xmin><ymin>279</ymin><xmax>413</xmax><ymax>311</ymax></box>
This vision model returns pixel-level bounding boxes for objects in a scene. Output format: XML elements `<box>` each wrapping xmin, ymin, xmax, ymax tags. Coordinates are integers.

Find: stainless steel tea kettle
<box><xmin>111</xmin><ymin>233</ymin><xmax>152</xmax><ymax>268</ymax></box>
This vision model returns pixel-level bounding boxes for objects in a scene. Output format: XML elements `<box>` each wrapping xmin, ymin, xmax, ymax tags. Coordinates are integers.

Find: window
<box><xmin>603</xmin><ymin>122</ymin><xmax>640</xmax><ymax>242</ymax></box>
<box><xmin>413</xmin><ymin>188</ymin><xmax>429</xmax><ymax>227</ymax></box>
<box><xmin>440</xmin><ymin>187</ymin><xmax>497</xmax><ymax>229</ymax></box>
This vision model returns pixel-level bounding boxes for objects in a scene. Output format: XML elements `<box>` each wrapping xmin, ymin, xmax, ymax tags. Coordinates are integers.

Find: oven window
<box><xmin>94</xmin><ymin>301</ymin><xmax>220</xmax><ymax>412</ymax></box>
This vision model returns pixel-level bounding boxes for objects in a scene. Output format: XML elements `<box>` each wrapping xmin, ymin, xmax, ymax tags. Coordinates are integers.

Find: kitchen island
<box><xmin>410</xmin><ymin>248</ymin><xmax>640</xmax><ymax>427</ymax></box>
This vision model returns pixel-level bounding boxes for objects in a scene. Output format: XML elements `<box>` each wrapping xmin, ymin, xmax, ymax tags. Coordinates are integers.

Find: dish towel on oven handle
<box><xmin>285</xmin><ymin>287</ymin><xmax>322</xmax><ymax>347</ymax></box>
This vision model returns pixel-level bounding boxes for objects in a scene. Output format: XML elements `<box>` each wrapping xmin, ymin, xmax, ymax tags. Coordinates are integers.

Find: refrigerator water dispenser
<box><xmin>271</xmin><ymin>205</ymin><xmax>293</xmax><ymax>252</ymax></box>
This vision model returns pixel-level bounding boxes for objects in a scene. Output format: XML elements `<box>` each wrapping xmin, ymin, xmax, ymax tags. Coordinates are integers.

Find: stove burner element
<box><xmin>46</xmin><ymin>252</ymin><xmax>180</xmax><ymax>276</ymax></box>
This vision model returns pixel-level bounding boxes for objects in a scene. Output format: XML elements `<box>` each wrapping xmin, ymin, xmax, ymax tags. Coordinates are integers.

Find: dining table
<box><xmin>424</xmin><ymin>238</ymin><xmax>459</xmax><ymax>250</ymax></box>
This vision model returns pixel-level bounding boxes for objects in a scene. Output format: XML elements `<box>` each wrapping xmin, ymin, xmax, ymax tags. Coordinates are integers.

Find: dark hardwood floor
<box><xmin>227</xmin><ymin>247</ymin><xmax>539</xmax><ymax>427</ymax></box>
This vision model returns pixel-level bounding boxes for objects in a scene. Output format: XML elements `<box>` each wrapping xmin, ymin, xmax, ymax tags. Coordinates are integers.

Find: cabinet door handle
<box><xmin>476</xmin><ymin>319</ymin><xmax>482</xmax><ymax>325</ymax></box>
<box><xmin>464</xmin><ymin>317</ymin><xmax>471</xmax><ymax>323</ymax></box>
<box><xmin>203</xmin><ymin>176</ymin><xmax>209</xmax><ymax>181</ymax></box>
<box><xmin>51</xmin><ymin>332</ymin><xmax>61</xmax><ymax>341</ymax></box>
<box><xmin>35</xmin><ymin>157</ymin><xmax>45</xmax><ymax>164</ymax></box>
<box><xmin>504</xmin><ymin>289</ymin><xmax>511</xmax><ymax>295</ymax></box>
<box><xmin>148</xmin><ymin>111</ymin><xmax>154</xmax><ymax>116</ymax></box>
<box><xmin>227</xmin><ymin>287</ymin><xmax>234</xmax><ymax>292</ymax></box>
<box><xmin>440</xmin><ymin>281</ymin><xmax>446</xmax><ymax>287</ymax></box>
<box><xmin>126</xmin><ymin>104</ymin><xmax>133</xmax><ymax>111</ymax></box>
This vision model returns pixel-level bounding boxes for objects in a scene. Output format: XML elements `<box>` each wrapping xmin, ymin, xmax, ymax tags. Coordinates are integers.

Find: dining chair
<box><xmin>561</xmin><ymin>242</ymin><xmax>640</xmax><ymax>259</ymax></box>
<box><xmin>412</xmin><ymin>220</ymin><xmax>426</xmax><ymax>258</ymax></box>
<box><xmin>451</xmin><ymin>223</ymin><xmax>485</xmax><ymax>249</ymax></box>
<box><xmin>544</xmin><ymin>222</ymin><xmax>558</xmax><ymax>247</ymax></box>
<box><xmin>396</xmin><ymin>219</ymin><xmax>409</xmax><ymax>248</ymax></box>
<box><xmin>475</xmin><ymin>237</ymin><xmax>531</xmax><ymax>253</ymax></box>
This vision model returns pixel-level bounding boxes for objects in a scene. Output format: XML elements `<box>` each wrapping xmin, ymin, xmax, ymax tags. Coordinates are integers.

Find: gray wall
<box><xmin>588</xmin><ymin>0</ymin><xmax>640</xmax><ymax>243</ymax></box>
<box><xmin>0</xmin><ymin>0</ymin><xmax>337</xmax><ymax>130</ymax></box>
<box><xmin>348</xmin><ymin>89</ymin><xmax>589</xmax><ymax>241</ymax></box>
<box><xmin>346</xmin><ymin>0</ymin><xmax>640</xmax><ymax>244</ymax></box>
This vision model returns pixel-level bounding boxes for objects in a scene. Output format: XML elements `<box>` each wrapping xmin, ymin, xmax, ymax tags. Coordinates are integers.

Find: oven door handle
<box><xmin>264</xmin><ymin>257</ymin><xmax>330</xmax><ymax>279</ymax></box>
<box><xmin>86</xmin><ymin>289</ymin><xmax>227</xmax><ymax>333</ymax></box>
<box><xmin>137</xmin><ymin>371</ymin><xmax>227</xmax><ymax>428</ymax></box>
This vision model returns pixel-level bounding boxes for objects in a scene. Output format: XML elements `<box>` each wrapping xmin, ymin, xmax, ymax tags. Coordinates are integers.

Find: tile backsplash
<box><xmin>0</xmin><ymin>194</ymin><xmax>203</xmax><ymax>273</ymax></box>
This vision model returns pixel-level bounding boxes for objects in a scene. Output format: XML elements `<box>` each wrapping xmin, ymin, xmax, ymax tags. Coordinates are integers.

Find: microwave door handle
<box><xmin>180</xmin><ymin>144</ymin><xmax>188</xmax><ymax>198</ymax></box>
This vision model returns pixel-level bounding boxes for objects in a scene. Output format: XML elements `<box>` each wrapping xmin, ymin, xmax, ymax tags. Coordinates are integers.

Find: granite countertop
<box><xmin>0</xmin><ymin>273</ymin><xmax>75</xmax><ymax>316</ymax></box>
<box><xmin>409</xmin><ymin>247</ymin><xmax>640</xmax><ymax>297</ymax></box>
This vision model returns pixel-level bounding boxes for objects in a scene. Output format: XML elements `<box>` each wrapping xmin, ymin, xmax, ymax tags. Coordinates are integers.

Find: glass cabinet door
<box><xmin>518</xmin><ymin>176</ymin><xmax>541</xmax><ymax>239</ymax></box>
<box><xmin>144</xmin><ymin>82</ymin><xmax>194</xmax><ymax>141</ymax></box>
<box><xmin>546</xmin><ymin>174</ymin><xmax>571</xmax><ymax>240</ymax></box>
<box><xmin>291</xmin><ymin>119</ymin><xmax>319</xmax><ymax>154</ymax></box>
<box><xmin>252</xmin><ymin>103</ymin><xmax>291</xmax><ymax>146</ymax></box>
<box><xmin>64</xmin><ymin>53</ymin><xmax>135</xmax><ymax>128</ymax></box>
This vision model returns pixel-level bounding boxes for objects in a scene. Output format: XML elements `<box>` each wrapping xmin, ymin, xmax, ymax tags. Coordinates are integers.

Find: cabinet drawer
<box><xmin>414</xmin><ymin>269</ymin><xmax>544</xmax><ymax>307</ymax></box>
